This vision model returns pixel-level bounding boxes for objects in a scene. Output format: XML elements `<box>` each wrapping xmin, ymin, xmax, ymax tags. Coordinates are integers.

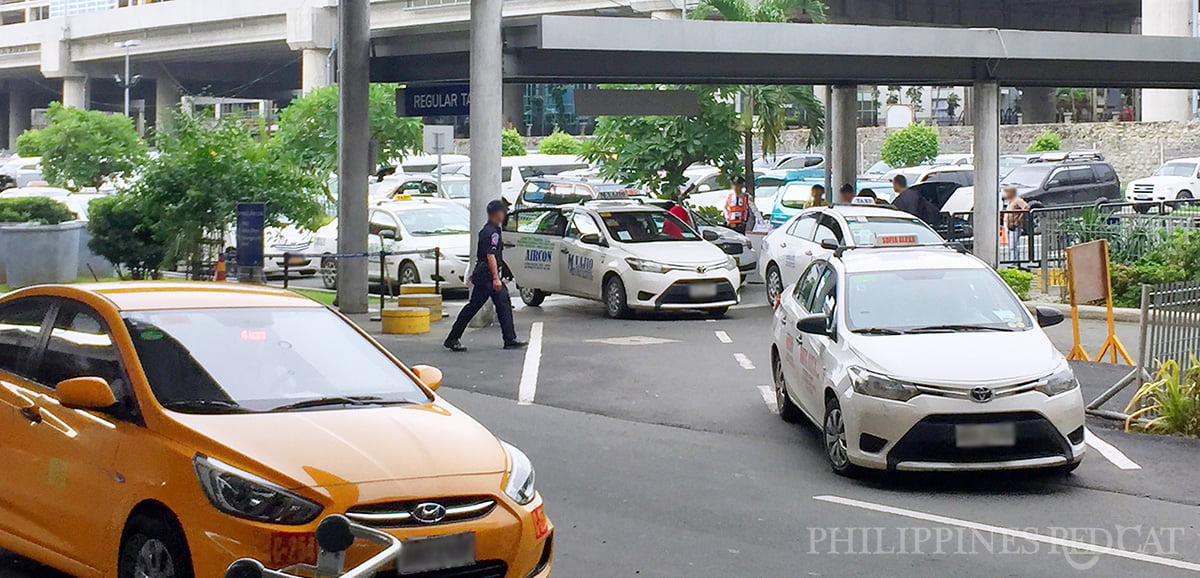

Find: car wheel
<box><xmin>707</xmin><ymin>306</ymin><xmax>729</xmax><ymax>318</ymax></box>
<box><xmin>520</xmin><ymin>285</ymin><xmax>547</xmax><ymax>307</ymax></box>
<box><xmin>603</xmin><ymin>276</ymin><xmax>630</xmax><ymax>319</ymax></box>
<box><xmin>320</xmin><ymin>256</ymin><xmax>337</xmax><ymax>290</ymax></box>
<box><xmin>1178</xmin><ymin>190</ymin><xmax>1194</xmax><ymax>200</ymax></box>
<box><xmin>766</xmin><ymin>264</ymin><xmax>784</xmax><ymax>307</ymax></box>
<box><xmin>398</xmin><ymin>261</ymin><xmax>421</xmax><ymax>286</ymax></box>
<box><xmin>118</xmin><ymin>514</ymin><xmax>194</xmax><ymax>578</ymax></box>
<box><xmin>823</xmin><ymin>397</ymin><xmax>859</xmax><ymax>477</ymax></box>
<box><xmin>1059</xmin><ymin>460</ymin><xmax>1083</xmax><ymax>476</ymax></box>
<box><xmin>773</xmin><ymin>350</ymin><xmax>801</xmax><ymax>423</ymax></box>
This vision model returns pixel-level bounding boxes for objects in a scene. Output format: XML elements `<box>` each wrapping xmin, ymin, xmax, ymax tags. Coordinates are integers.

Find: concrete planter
<box><xmin>1</xmin><ymin>221</ymin><xmax>84</xmax><ymax>288</ymax></box>
<box><xmin>0</xmin><ymin>222</ymin><xmax>20</xmax><ymax>285</ymax></box>
<box><xmin>76</xmin><ymin>226</ymin><xmax>114</xmax><ymax>279</ymax></box>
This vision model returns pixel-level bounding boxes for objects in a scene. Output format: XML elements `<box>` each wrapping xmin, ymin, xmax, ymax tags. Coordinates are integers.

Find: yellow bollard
<box><xmin>399</xmin><ymin>283</ymin><xmax>438</xmax><ymax>295</ymax></box>
<box><xmin>396</xmin><ymin>294</ymin><xmax>444</xmax><ymax>320</ymax></box>
<box><xmin>381</xmin><ymin>307</ymin><xmax>431</xmax><ymax>334</ymax></box>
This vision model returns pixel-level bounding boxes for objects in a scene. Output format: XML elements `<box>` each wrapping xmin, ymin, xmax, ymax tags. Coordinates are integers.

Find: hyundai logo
<box><xmin>411</xmin><ymin>502</ymin><xmax>447</xmax><ymax>524</ymax></box>
<box><xmin>970</xmin><ymin>387</ymin><xmax>994</xmax><ymax>403</ymax></box>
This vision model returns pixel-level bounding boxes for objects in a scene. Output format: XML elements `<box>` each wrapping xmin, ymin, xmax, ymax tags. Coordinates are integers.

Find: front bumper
<box><xmin>623</xmin><ymin>268</ymin><xmax>741</xmax><ymax>311</ymax></box>
<box><xmin>264</xmin><ymin>251</ymin><xmax>316</xmax><ymax>275</ymax></box>
<box><xmin>840</xmin><ymin>387</ymin><xmax>1086</xmax><ymax>471</ymax></box>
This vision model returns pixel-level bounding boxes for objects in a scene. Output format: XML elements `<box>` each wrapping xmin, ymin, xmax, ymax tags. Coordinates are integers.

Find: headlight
<box><xmin>1035</xmin><ymin>364</ymin><xmax>1079</xmax><ymax>397</ymax></box>
<box><xmin>626</xmin><ymin>257</ymin><xmax>670</xmax><ymax>273</ymax></box>
<box><xmin>721</xmin><ymin>256</ymin><xmax>737</xmax><ymax>270</ymax></box>
<box><xmin>193</xmin><ymin>455</ymin><xmax>322</xmax><ymax>525</ymax></box>
<box><xmin>848</xmin><ymin>366</ymin><xmax>920</xmax><ymax>402</ymax></box>
<box><xmin>501</xmin><ymin>441</ymin><xmax>536</xmax><ymax>505</ymax></box>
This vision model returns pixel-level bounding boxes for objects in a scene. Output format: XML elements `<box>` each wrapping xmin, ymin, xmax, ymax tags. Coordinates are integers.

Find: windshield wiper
<box><xmin>907</xmin><ymin>324</ymin><xmax>1015</xmax><ymax>333</ymax></box>
<box><xmin>851</xmin><ymin>327</ymin><xmax>906</xmax><ymax>335</ymax></box>
<box><xmin>162</xmin><ymin>399</ymin><xmax>249</xmax><ymax>412</ymax></box>
<box><xmin>270</xmin><ymin>395</ymin><xmax>383</xmax><ymax>412</ymax></box>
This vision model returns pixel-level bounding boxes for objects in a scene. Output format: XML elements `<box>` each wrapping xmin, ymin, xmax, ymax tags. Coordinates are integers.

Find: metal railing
<box><xmin>226</xmin><ymin>515</ymin><xmax>401</xmax><ymax>578</ymax></box>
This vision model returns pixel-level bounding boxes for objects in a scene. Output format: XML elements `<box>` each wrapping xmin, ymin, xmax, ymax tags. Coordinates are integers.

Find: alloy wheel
<box><xmin>133</xmin><ymin>538</ymin><xmax>176</xmax><ymax>578</ymax></box>
<box><xmin>824</xmin><ymin>405</ymin><xmax>850</xmax><ymax>470</ymax></box>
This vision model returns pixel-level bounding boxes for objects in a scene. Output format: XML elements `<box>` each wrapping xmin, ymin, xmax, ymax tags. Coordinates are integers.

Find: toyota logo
<box><xmin>697</xmin><ymin>266</ymin><xmax>707</xmax><ymax>273</ymax></box>
<box><xmin>970</xmin><ymin>387</ymin><xmax>994</xmax><ymax>403</ymax></box>
<box><xmin>411</xmin><ymin>502</ymin><xmax>447</xmax><ymax>524</ymax></box>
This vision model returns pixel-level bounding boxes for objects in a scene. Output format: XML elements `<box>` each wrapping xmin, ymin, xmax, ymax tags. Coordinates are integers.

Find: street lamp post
<box><xmin>113</xmin><ymin>40</ymin><xmax>143</xmax><ymax>118</ymax></box>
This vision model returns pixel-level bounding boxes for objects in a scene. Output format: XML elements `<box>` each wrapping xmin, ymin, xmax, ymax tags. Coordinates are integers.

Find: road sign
<box><xmin>236</xmin><ymin>203</ymin><xmax>265</xmax><ymax>268</ymax></box>
<box><xmin>397</xmin><ymin>85</ymin><xmax>470</xmax><ymax>117</ymax></box>
<box><xmin>423</xmin><ymin>125</ymin><xmax>454</xmax><ymax>155</ymax></box>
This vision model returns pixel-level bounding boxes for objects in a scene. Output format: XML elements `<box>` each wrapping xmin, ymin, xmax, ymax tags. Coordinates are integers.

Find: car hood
<box><xmin>1129</xmin><ymin>175</ymin><xmax>1188</xmax><ymax>187</ymax></box>
<box><xmin>848</xmin><ymin>330</ymin><xmax>1062</xmax><ymax>386</ymax></box>
<box><xmin>404</xmin><ymin>234</ymin><xmax>470</xmax><ymax>253</ymax></box>
<box><xmin>622</xmin><ymin>240</ymin><xmax>729</xmax><ymax>265</ymax></box>
<box><xmin>169</xmin><ymin>402</ymin><xmax>507</xmax><ymax>489</ymax></box>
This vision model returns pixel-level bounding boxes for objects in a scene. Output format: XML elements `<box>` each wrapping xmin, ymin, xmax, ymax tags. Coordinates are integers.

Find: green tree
<box><xmin>582</xmin><ymin>87</ymin><xmax>741</xmax><ymax>198</ymax></box>
<box><xmin>86</xmin><ymin>194</ymin><xmax>167</xmax><ymax>279</ymax></box>
<box><xmin>879</xmin><ymin>122</ymin><xmax>939</xmax><ymax>168</ymax></box>
<box><xmin>15</xmin><ymin>103</ymin><xmax>147</xmax><ymax>190</ymax></box>
<box><xmin>944</xmin><ymin>92</ymin><xmax>961</xmax><ymax>123</ymax></box>
<box><xmin>502</xmin><ymin>128</ymin><xmax>527</xmax><ymax>156</ymax></box>
<box><xmin>272</xmin><ymin>83</ymin><xmax>422</xmax><ymax>174</ymax></box>
<box><xmin>1026</xmin><ymin>129</ymin><xmax>1062</xmax><ymax>153</ymax></box>
<box><xmin>538</xmin><ymin>129</ymin><xmax>584</xmax><ymax>155</ymax></box>
<box><xmin>136</xmin><ymin>113</ymin><xmax>325</xmax><ymax>276</ymax></box>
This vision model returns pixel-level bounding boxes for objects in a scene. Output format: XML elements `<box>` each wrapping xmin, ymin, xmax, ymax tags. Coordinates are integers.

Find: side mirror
<box><xmin>379</xmin><ymin>228</ymin><xmax>397</xmax><ymax>240</ymax></box>
<box><xmin>702</xmin><ymin>230</ymin><xmax>720</xmax><ymax>242</ymax></box>
<box><xmin>820</xmin><ymin>239</ymin><xmax>839</xmax><ymax>250</ymax></box>
<box><xmin>1034</xmin><ymin>305</ymin><xmax>1064</xmax><ymax>328</ymax></box>
<box><xmin>412</xmin><ymin>364</ymin><xmax>443</xmax><ymax>391</ymax></box>
<box><xmin>1046</xmin><ymin>179</ymin><xmax>1063</xmax><ymax>189</ymax></box>
<box><xmin>57</xmin><ymin>377</ymin><xmax>116</xmax><ymax>410</ymax></box>
<box><xmin>580</xmin><ymin>233</ymin><xmax>603</xmax><ymax>246</ymax></box>
<box><xmin>698</xmin><ymin>184</ymin><xmax>713</xmax><ymax>192</ymax></box>
<box><xmin>796</xmin><ymin>313</ymin><xmax>831</xmax><ymax>336</ymax></box>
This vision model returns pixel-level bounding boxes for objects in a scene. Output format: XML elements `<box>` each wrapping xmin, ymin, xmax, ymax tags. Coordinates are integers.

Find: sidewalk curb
<box><xmin>1025</xmin><ymin>301</ymin><xmax>1141</xmax><ymax>323</ymax></box>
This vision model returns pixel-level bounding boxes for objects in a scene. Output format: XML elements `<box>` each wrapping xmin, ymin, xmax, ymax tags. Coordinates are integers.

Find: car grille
<box><xmin>718</xmin><ymin>242</ymin><xmax>744</xmax><ymax>255</ymax></box>
<box><xmin>377</xmin><ymin>560</ymin><xmax>507</xmax><ymax>578</ymax></box>
<box><xmin>885</xmin><ymin>411</ymin><xmax>1071</xmax><ymax>469</ymax></box>
<box><xmin>271</xmin><ymin>242</ymin><xmax>312</xmax><ymax>253</ymax></box>
<box><xmin>1131</xmin><ymin>184</ymin><xmax>1155</xmax><ymax>195</ymax></box>
<box><xmin>345</xmin><ymin>496</ymin><xmax>496</xmax><ymax>528</ymax></box>
<box><xmin>657</xmin><ymin>280</ymin><xmax>737</xmax><ymax>306</ymax></box>
<box><xmin>913</xmin><ymin>379</ymin><xmax>1038</xmax><ymax>401</ymax></box>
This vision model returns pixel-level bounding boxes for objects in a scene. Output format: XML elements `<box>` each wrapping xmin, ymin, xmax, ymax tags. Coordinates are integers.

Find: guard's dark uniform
<box><xmin>446</xmin><ymin>221</ymin><xmax>518</xmax><ymax>344</ymax></box>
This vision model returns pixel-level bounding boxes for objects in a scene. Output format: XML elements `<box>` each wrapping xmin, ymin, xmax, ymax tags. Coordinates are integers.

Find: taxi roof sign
<box><xmin>851</xmin><ymin>196</ymin><xmax>876</xmax><ymax>205</ymax></box>
<box><xmin>877</xmin><ymin>234</ymin><xmax>919</xmax><ymax>246</ymax></box>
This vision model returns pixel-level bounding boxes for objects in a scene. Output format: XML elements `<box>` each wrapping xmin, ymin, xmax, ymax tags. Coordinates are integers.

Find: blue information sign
<box><xmin>236</xmin><ymin>203</ymin><xmax>265</xmax><ymax>268</ymax></box>
<box><xmin>397</xmin><ymin>84</ymin><xmax>471</xmax><ymax>117</ymax></box>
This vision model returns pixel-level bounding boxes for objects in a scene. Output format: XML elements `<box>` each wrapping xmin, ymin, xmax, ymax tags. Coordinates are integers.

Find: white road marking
<box><xmin>758</xmin><ymin>385</ymin><xmax>778</xmax><ymax>414</ymax></box>
<box><xmin>734</xmin><ymin>353</ymin><xmax>756</xmax><ymax>370</ymax></box>
<box><xmin>517</xmin><ymin>322</ymin><xmax>543</xmax><ymax>406</ymax></box>
<box><xmin>705</xmin><ymin>319</ymin><xmax>717</xmax><ymax>323</ymax></box>
<box><xmin>715</xmin><ymin>330</ymin><xmax>733</xmax><ymax>344</ymax></box>
<box><xmin>586</xmin><ymin>336</ymin><xmax>679</xmax><ymax>346</ymax></box>
<box><xmin>1085</xmin><ymin>428</ymin><xmax>1142</xmax><ymax>470</ymax></box>
<box><xmin>814</xmin><ymin>495</ymin><xmax>1200</xmax><ymax>572</ymax></box>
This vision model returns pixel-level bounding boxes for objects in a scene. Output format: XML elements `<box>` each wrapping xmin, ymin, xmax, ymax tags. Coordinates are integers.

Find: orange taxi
<box><xmin>0</xmin><ymin>282</ymin><xmax>552</xmax><ymax>577</ymax></box>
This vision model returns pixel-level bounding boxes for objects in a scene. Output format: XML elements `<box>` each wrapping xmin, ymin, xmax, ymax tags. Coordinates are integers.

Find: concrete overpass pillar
<box><xmin>503</xmin><ymin>84</ymin><xmax>526</xmax><ymax>134</ymax></box>
<box><xmin>1021</xmin><ymin>87</ymin><xmax>1057</xmax><ymax>123</ymax></box>
<box><xmin>301</xmin><ymin>48</ymin><xmax>331</xmax><ymax>92</ymax></box>
<box><xmin>830</xmin><ymin>85</ymin><xmax>858</xmax><ymax>195</ymax></box>
<box><xmin>8</xmin><ymin>85</ymin><xmax>29</xmax><ymax>149</ymax></box>
<box><xmin>973</xmin><ymin>80</ymin><xmax>1000</xmax><ymax>269</ymax></box>
<box><xmin>1142</xmin><ymin>0</ymin><xmax>1194</xmax><ymax>121</ymax></box>
<box><xmin>155</xmin><ymin>77</ymin><xmax>179</xmax><ymax>127</ymax></box>
<box><xmin>61</xmin><ymin>76</ymin><xmax>87</xmax><ymax>109</ymax></box>
<box><xmin>288</xmin><ymin>2</ymin><xmax>336</xmax><ymax>94</ymax></box>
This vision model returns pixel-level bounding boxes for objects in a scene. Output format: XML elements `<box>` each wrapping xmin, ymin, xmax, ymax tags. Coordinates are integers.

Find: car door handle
<box><xmin>804</xmin><ymin>250</ymin><xmax>812</xmax><ymax>256</ymax></box>
<box><xmin>19</xmin><ymin>405</ymin><xmax>41</xmax><ymax>424</ymax></box>
<box><xmin>560</xmin><ymin>249</ymin><xmax>570</xmax><ymax>254</ymax></box>
<box><xmin>503</xmin><ymin>242</ymin><xmax>515</xmax><ymax>248</ymax></box>
<box><xmin>779</xmin><ymin>242</ymin><xmax>787</xmax><ymax>248</ymax></box>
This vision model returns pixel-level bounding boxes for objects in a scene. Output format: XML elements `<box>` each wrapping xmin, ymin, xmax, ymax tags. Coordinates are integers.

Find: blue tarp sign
<box><xmin>236</xmin><ymin>203</ymin><xmax>265</xmax><ymax>268</ymax></box>
<box><xmin>397</xmin><ymin>85</ymin><xmax>471</xmax><ymax>117</ymax></box>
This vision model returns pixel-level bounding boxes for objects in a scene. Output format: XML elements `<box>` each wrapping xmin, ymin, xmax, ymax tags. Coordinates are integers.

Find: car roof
<box><xmin>375</xmin><ymin>198</ymin><xmax>460</xmax><ymax>211</ymax></box>
<box><xmin>807</xmin><ymin>205</ymin><xmax>916</xmax><ymax>219</ymax></box>
<box><xmin>7</xmin><ymin>282</ymin><xmax>322</xmax><ymax>312</ymax></box>
<box><xmin>580</xmin><ymin>200</ymin><xmax>666</xmax><ymax>213</ymax></box>
<box><xmin>1163</xmin><ymin>157</ymin><xmax>1200</xmax><ymax>164</ymax></box>
<box><xmin>834</xmin><ymin>248</ymin><xmax>985</xmax><ymax>274</ymax></box>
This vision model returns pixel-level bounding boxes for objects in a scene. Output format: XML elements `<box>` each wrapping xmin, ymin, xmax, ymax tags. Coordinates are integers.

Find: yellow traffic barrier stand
<box><xmin>1065</xmin><ymin>239</ymin><xmax>1132</xmax><ymax>364</ymax></box>
<box><xmin>400</xmin><ymin>283</ymin><xmax>438</xmax><ymax>295</ymax></box>
<box><xmin>381</xmin><ymin>307</ymin><xmax>431</xmax><ymax>335</ymax></box>
<box><xmin>397</xmin><ymin>294</ymin><xmax>443</xmax><ymax>320</ymax></box>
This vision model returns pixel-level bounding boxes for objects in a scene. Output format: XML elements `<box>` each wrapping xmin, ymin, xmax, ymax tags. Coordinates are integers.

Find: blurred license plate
<box><xmin>397</xmin><ymin>532</ymin><xmax>475</xmax><ymax>574</ymax></box>
<box><xmin>689</xmin><ymin>283</ymin><xmax>718</xmax><ymax>299</ymax></box>
<box><xmin>955</xmin><ymin>423</ymin><xmax>1016</xmax><ymax>448</ymax></box>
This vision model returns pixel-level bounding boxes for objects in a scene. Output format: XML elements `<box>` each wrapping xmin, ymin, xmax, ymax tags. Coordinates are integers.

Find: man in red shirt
<box><xmin>661</xmin><ymin>201</ymin><xmax>692</xmax><ymax>238</ymax></box>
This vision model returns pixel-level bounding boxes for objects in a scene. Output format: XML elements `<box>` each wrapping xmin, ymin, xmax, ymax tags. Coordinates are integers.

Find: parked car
<box><xmin>0</xmin><ymin>185</ymin><xmax>71</xmax><ymax>200</ymax></box>
<box><xmin>514</xmin><ymin>176</ymin><xmax>640</xmax><ymax>210</ymax></box>
<box><xmin>1001</xmin><ymin>153</ymin><xmax>1119</xmax><ymax>207</ymax></box>
<box><xmin>376</xmin><ymin>174</ymin><xmax>472</xmax><ymax>207</ymax></box>
<box><xmin>644</xmin><ymin>199</ymin><xmax>758</xmax><ymax>278</ymax></box>
<box><xmin>917</xmin><ymin>165</ymin><xmax>975</xmax><ymax>187</ymax></box>
<box><xmin>0</xmin><ymin>156</ymin><xmax>42</xmax><ymax>188</ymax></box>
<box><xmin>858</xmin><ymin>160</ymin><xmax>893</xmax><ymax>181</ymax></box>
<box><xmin>1125</xmin><ymin>157</ymin><xmax>1200</xmax><ymax>210</ymax></box>
<box><xmin>1000</xmin><ymin>153</ymin><xmax>1041</xmax><ymax>178</ymax></box>
<box><xmin>757</xmin><ymin>153</ymin><xmax>825</xmax><ymax>171</ymax></box>
<box><xmin>450</xmin><ymin>154</ymin><xmax>591</xmax><ymax>204</ymax></box>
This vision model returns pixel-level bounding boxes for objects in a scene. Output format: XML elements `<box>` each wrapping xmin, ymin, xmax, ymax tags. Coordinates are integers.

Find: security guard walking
<box><xmin>444</xmin><ymin>200</ymin><xmax>527</xmax><ymax>352</ymax></box>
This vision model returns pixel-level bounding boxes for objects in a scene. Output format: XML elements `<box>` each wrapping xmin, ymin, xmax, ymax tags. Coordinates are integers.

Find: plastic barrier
<box><xmin>381</xmin><ymin>307</ymin><xmax>431</xmax><ymax>334</ymax></box>
<box><xmin>396</xmin><ymin>294</ymin><xmax>444</xmax><ymax>320</ymax></box>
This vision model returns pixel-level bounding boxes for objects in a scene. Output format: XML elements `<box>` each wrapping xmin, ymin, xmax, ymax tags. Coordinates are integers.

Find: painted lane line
<box><xmin>715</xmin><ymin>330</ymin><xmax>733</xmax><ymax>344</ymax></box>
<box><xmin>814</xmin><ymin>495</ymin><xmax>1200</xmax><ymax>572</ymax></box>
<box><xmin>1085</xmin><ymin>428</ymin><xmax>1141</xmax><ymax>470</ymax></box>
<box><xmin>757</xmin><ymin>385</ymin><xmax>778</xmax><ymax>414</ymax></box>
<box><xmin>705</xmin><ymin>319</ymin><xmax>717</xmax><ymax>323</ymax></box>
<box><xmin>517</xmin><ymin>322</ymin><xmax>544</xmax><ymax>406</ymax></box>
<box><xmin>734</xmin><ymin>353</ymin><xmax>756</xmax><ymax>370</ymax></box>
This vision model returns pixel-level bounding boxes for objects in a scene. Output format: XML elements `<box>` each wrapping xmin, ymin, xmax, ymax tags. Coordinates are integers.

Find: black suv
<box><xmin>1001</xmin><ymin>152</ymin><xmax>1120</xmax><ymax>207</ymax></box>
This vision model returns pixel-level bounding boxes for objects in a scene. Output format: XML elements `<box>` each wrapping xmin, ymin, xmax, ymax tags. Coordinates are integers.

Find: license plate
<box><xmin>397</xmin><ymin>532</ymin><xmax>475</xmax><ymax>575</ymax></box>
<box><xmin>689</xmin><ymin>283</ymin><xmax>718</xmax><ymax>299</ymax></box>
<box><xmin>955</xmin><ymin>423</ymin><xmax>1016</xmax><ymax>448</ymax></box>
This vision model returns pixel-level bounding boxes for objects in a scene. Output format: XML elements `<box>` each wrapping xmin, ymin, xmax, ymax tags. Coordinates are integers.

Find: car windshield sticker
<box><xmin>847</xmin><ymin>223</ymin><xmax>874</xmax><ymax>245</ymax></box>
<box><xmin>240</xmin><ymin>329</ymin><xmax>268</xmax><ymax>342</ymax></box>
<box><xmin>139</xmin><ymin>329</ymin><xmax>164</xmax><ymax>341</ymax></box>
<box><xmin>616</xmin><ymin>230</ymin><xmax>632</xmax><ymax>241</ymax></box>
<box><xmin>878</xmin><ymin>234</ymin><xmax>918</xmax><ymax>245</ymax></box>
<box><xmin>994</xmin><ymin>309</ymin><xmax>1017</xmax><ymax>321</ymax></box>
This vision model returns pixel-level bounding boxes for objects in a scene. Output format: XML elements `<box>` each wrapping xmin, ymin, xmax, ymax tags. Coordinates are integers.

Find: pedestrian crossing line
<box><xmin>734</xmin><ymin>353</ymin><xmax>756</xmax><ymax>370</ymax></box>
<box><xmin>715</xmin><ymin>330</ymin><xmax>733</xmax><ymax>344</ymax></box>
<box><xmin>517</xmin><ymin>322</ymin><xmax>544</xmax><ymax>406</ymax></box>
<box><xmin>757</xmin><ymin>385</ymin><xmax>779</xmax><ymax>414</ymax></box>
<box><xmin>1085</xmin><ymin>428</ymin><xmax>1141</xmax><ymax>470</ymax></box>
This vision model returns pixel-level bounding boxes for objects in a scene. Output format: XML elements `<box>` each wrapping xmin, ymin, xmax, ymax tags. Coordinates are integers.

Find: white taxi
<box><xmin>505</xmin><ymin>201</ymin><xmax>740</xmax><ymax>318</ymax></box>
<box><xmin>312</xmin><ymin>198</ymin><xmax>472</xmax><ymax>290</ymax></box>
<box><xmin>771</xmin><ymin>247</ymin><xmax>1085</xmax><ymax>475</ymax></box>
<box><xmin>759</xmin><ymin>204</ymin><xmax>944</xmax><ymax>305</ymax></box>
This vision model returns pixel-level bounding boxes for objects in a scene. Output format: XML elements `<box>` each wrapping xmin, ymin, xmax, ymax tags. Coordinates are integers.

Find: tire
<box><xmin>1178</xmin><ymin>190</ymin><xmax>1193</xmax><ymax>200</ymax></box>
<box><xmin>1059</xmin><ymin>460</ymin><xmax>1083</xmax><ymax>475</ymax></box>
<box><xmin>118</xmin><ymin>513</ymin><xmax>194</xmax><ymax>578</ymax></box>
<box><xmin>398</xmin><ymin>261</ymin><xmax>421</xmax><ymax>286</ymax></box>
<box><xmin>707</xmin><ymin>306</ymin><xmax>729</xmax><ymax>318</ymax></box>
<box><xmin>765</xmin><ymin>264</ymin><xmax>784</xmax><ymax>307</ymax></box>
<box><xmin>603</xmin><ymin>275</ymin><xmax>630</xmax><ymax>319</ymax></box>
<box><xmin>773</xmin><ymin>350</ymin><xmax>801</xmax><ymax>423</ymax></box>
<box><xmin>520</xmin><ymin>285</ymin><xmax>547</xmax><ymax>307</ymax></box>
<box><xmin>823</xmin><ymin>397</ymin><xmax>860</xmax><ymax>477</ymax></box>
<box><xmin>320</xmin><ymin>256</ymin><xmax>337</xmax><ymax>290</ymax></box>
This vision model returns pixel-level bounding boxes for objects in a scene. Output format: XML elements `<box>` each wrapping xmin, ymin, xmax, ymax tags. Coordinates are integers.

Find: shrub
<box><xmin>1125</xmin><ymin>355</ymin><xmax>1200</xmax><ymax>437</ymax></box>
<box><xmin>879</xmin><ymin>123</ymin><xmax>938</xmax><ymax>168</ymax></box>
<box><xmin>502</xmin><ymin>128</ymin><xmax>527</xmax><ymax>156</ymax></box>
<box><xmin>692</xmin><ymin>205</ymin><xmax>726</xmax><ymax>227</ymax></box>
<box><xmin>86</xmin><ymin>195</ymin><xmax>167</xmax><ymax>279</ymax></box>
<box><xmin>0</xmin><ymin>197</ymin><xmax>75</xmax><ymax>225</ymax></box>
<box><xmin>1026</xmin><ymin>129</ymin><xmax>1062</xmax><ymax>153</ymax></box>
<box><xmin>538</xmin><ymin>130</ymin><xmax>583</xmax><ymax>155</ymax></box>
<box><xmin>1109</xmin><ymin>261</ymin><xmax>1190</xmax><ymax>307</ymax></box>
<box><xmin>996</xmin><ymin>268</ymin><xmax>1034</xmax><ymax>300</ymax></box>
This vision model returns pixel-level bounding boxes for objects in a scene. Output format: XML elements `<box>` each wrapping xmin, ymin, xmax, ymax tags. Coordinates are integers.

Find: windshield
<box><xmin>1153</xmin><ymin>162</ymin><xmax>1197</xmax><ymax>178</ymax></box>
<box><xmin>600</xmin><ymin>210</ymin><xmax>700</xmax><ymax>242</ymax></box>
<box><xmin>755</xmin><ymin>184</ymin><xmax>781</xmax><ymax>201</ymax></box>
<box><xmin>442</xmin><ymin>180</ymin><xmax>470</xmax><ymax>199</ymax></box>
<box><xmin>779</xmin><ymin>182</ymin><xmax>815</xmax><ymax>209</ymax></box>
<box><xmin>395</xmin><ymin>205</ymin><xmax>470</xmax><ymax>235</ymax></box>
<box><xmin>999</xmin><ymin>157</ymin><xmax>1028</xmax><ymax>178</ymax></box>
<box><xmin>124</xmin><ymin>308</ymin><xmax>430</xmax><ymax>413</ymax></box>
<box><xmin>864</xmin><ymin>161</ymin><xmax>892</xmax><ymax>176</ymax></box>
<box><xmin>846</xmin><ymin>268</ymin><xmax>1032</xmax><ymax>332</ymax></box>
<box><xmin>844</xmin><ymin>216</ymin><xmax>943</xmax><ymax>246</ymax></box>
<box><xmin>1003</xmin><ymin>164</ymin><xmax>1054</xmax><ymax>188</ymax></box>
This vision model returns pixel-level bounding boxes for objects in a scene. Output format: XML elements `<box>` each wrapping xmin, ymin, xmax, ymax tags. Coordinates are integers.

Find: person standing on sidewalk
<box><xmin>724</xmin><ymin>176</ymin><xmax>751</xmax><ymax>234</ymax></box>
<box><xmin>1003</xmin><ymin>184</ymin><xmax>1030</xmax><ymax>255</ymax></box>
<box><xmin>444</xmin><ymin>200</ymin><xmax>526</xmax><ymax>352</ymax></box>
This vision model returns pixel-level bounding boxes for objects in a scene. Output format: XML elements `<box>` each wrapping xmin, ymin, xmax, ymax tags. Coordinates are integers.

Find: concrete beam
<box><xmin>830</xmin><ymin>85</ymin><xmax>858</xmax><ymax>193</ymax></box>
<box><xmin>300</xmin><ymin>48</ymin><xmax>331</xmax><ymax>92</ymax></box>
<box><xmin>8</xmin><ymin>84</ymin><xmax>29</xmax><ymax>149</ymax></box>
<box><xmin>155</xmin><ymin>77</ymin><xmax>179</xmax><ymax>127</ymax></box>
<box><xmin>973</xmin><ymin>80</ymin><xmax>1000</xmax><ymax>269</ymax></box>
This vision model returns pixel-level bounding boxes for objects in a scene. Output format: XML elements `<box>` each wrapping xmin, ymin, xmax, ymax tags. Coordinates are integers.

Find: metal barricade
<box><xmin>226</xmin><ymin>515</ymin><xmax>401</xmax><ymax>578</ymax></box>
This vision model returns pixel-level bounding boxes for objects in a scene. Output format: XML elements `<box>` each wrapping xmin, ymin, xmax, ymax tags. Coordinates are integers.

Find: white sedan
<box><xmin>505</xmin><ymin>201</ymin><xmax>741</xmax><ymax>318</ymax></box>
<box><xmin>311</xmin><ymin>199</ymin><xmax>472</xmax><ymax>290</ymax></box>
<box><xmin>759</xmin><ymin>205</ymin><xmax>944</xmax><ymax>305</ymax></box>
<box><xmin>771</xmin><ymin>247</ymin><xmax>1085</xmax><ymax>475</ymax></box>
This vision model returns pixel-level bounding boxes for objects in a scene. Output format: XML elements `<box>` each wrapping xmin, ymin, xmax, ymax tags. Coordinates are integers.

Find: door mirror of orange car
<box><xmin>56</xmin><ymin>377</ymin><xmax>117</xmax><ymax>410</ymax></box>
<box><xmin>412</xmin><ymin>365</ymin><xmax>443</xmax><ymax>391</ymax></box>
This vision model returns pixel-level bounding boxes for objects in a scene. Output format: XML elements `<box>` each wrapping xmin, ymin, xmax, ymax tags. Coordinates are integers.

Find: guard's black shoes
<box><xmin>503</xmin><ymin>340</ymin><xmax>528</xmax><ymax>350</ymax></box>
<box><xmin>444</xmin><ymin>339</ymin><xmax>467</xmax><ymax>352</ymax></box>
